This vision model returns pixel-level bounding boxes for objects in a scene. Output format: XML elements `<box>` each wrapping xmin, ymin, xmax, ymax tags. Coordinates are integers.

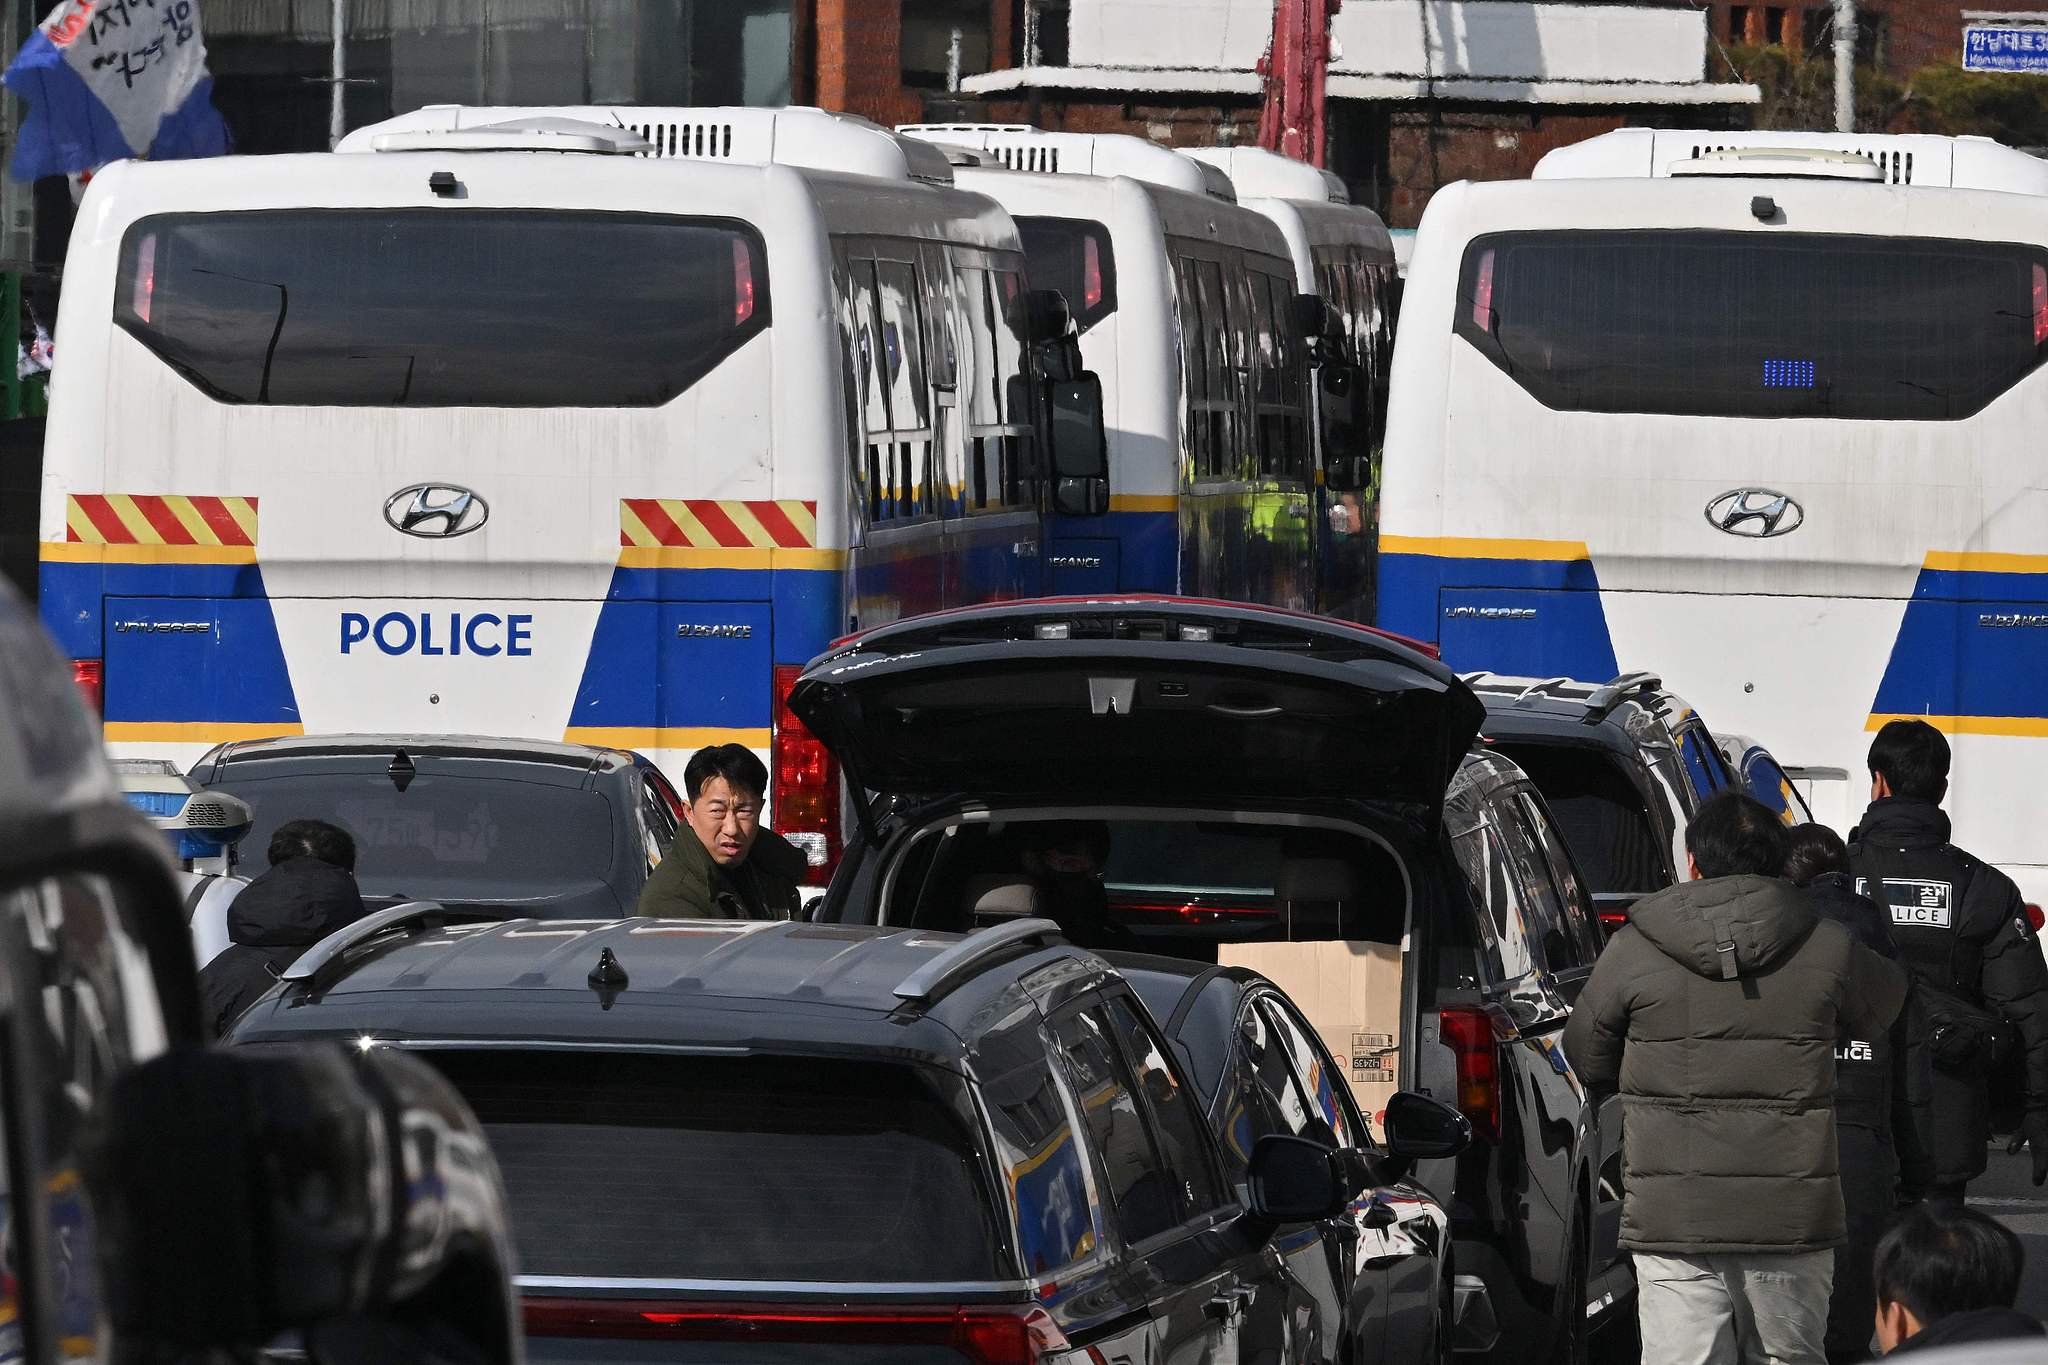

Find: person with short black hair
<box><xmin>198</xmin><ymin>817</ymin><xmax>365</xmax><ymax>1037</ymax></box>
<box><xmin>267</xmin><ymin>817</ymin><xmax>357</xmax><ymax>872</ymax></box>
<box><xmin>636</xmin><ymin>744</ymin><xmax>805</xmax><ymax>920</ymax></box>
<box><xmin>1566</xmin><ymin>793</ymin><xmax>1908</xmax><ymax>1365</ymax></box>
<box><xmin>1873</xmin><ymin>1202</ymin><xmax>2043</xmax><ymax>1353</ymax></box>
<box><xmin>1850</xmin><ymin>718</ymin><xmax>2048</xmax><ymax>1199</ymax></box>
<box><xmin>1785</xmin><ymin>823</ymin><xmax>1934</xmax><ymax>1363</ymax></box>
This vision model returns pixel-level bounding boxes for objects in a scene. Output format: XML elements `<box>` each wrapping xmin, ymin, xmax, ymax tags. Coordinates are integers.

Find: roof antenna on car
<box><xmin>388</xmin><ymin>748</ymin><xmax>416</xmax><ymax>793</ymax></box>
<box><xmin>588</xmin><ymin>947</ymin><xmax>629</xmax><ymax>1010</ymax></box>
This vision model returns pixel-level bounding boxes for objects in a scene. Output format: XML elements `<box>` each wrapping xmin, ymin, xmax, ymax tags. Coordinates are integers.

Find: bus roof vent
<box><xmin>365</xmin><ymin>115</ymin><xmax>650</xmax><ymax>155</ymax></box>
<box><xmin>1534</xmin><ymin>128</ymin><xmax>2048</xmax><ymax>194</ymax></box>
<box><xmin>343</xmin><ymin>105</ymin><xmax>954</xmax><ymax>184</ymax></box>
<box><xmin>1183</xmin><ymin>146</ymin><xmax>1350</xmax><ymax>204</ymax></box>
<box><xmin>1669</xmin><ymin>146</ymin><xmax>1885</xmax><ymax>181</ymax></box>
<box><xmin>899</xmin><ymin>123</ymin><xmax>1234</xmax><ymax>201</ymax></box>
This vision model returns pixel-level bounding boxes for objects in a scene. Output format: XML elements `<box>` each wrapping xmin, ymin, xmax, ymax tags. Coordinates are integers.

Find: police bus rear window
<box><xmin>426</xmin><ymin>1050</ymin><xmax>1007</xmax><ymax>1283</ymax></box>
<box><xmin>1454</xmin><ymin>229</ymin><xmax>2048</xmax><ymax>421</ymax></box>
<box><xmin>116</xmin><ymin>209</ymin><xmax>770</xmax><ymax>407</ymax></box>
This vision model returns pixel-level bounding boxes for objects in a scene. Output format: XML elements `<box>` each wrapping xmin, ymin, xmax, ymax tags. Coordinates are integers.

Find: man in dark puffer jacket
<box><xmin>199</xmin><ymin>819</ymin><xmax>365</xmax><ymax>1038</ymax></box>
<box><xmin>1566</xmin><ymin>794</ymin><xmax>1907</xmax><ymax>1365</ymax></box>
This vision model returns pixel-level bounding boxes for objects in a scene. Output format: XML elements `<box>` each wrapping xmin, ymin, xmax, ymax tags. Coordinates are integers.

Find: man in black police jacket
<box><xmin>1850</xmin><ymin>718</ymin><xmax>2048</xmax><ymax>1198</ymax></box>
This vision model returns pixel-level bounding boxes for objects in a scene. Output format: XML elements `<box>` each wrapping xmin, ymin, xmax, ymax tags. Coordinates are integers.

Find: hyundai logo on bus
<box><xmin>383</xmin><ymin>483</ymin><xmax>489</xmax><ymax>538</ymax></box>
<box><xmin>341</xmin><ymin>612</ymin><xmax>533</xmax><ymax>656</ymax></box>
<box><xmin>1704</xmin><ymin>487</ymin><xmax>1804</xmax><ymax>538</ymax></box>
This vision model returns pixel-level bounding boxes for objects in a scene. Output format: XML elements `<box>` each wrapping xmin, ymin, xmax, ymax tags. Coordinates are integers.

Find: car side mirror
<box><xmin>86</xmin><ymin>1043</ymin><xmax>518</xmax><ymax>1358</ymax></box>
<box><xmin>1050</xmin><ymin>373</ymin><xmax>1109</xmax><ymax>516</ymax></box>
<box><xmin>1383</xmin><ymin>1090</ymin><xmax>1473</xmax><ymax>1160</ymax></box>
<box><xmin>1246</xmin><ymin>1133</ymin><xmax>1349</xmax><ymax>1224</ymax></box>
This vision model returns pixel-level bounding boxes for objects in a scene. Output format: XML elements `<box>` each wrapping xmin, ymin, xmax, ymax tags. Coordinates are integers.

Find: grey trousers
<box><xmin>1634</xmin><ymin>1250</ymin><xmax>1834</xmax><ymax>1365</ymax></box>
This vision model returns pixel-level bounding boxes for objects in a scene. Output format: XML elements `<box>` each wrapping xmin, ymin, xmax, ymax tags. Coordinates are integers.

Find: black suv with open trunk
<box><xmin>794</xmin><ymin>596</ymin><xmax>1634</xmax><ymax>1362</ymax></box>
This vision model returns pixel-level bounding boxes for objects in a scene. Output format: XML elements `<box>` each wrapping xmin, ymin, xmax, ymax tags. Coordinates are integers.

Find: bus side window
<box><xmin>875</xmin><ymin>258</ymin><xmax>936</xmax><ymax>521</ymax></box>
<box><xmin>956</xmin><ymin>266</ymin><xmax>1028</xmax><ymax>513</ymax></box>
<box><xmin>1172</xmin><ymin>256</ymin><xmax>1209</xmax><ymax>479</ymax></box>
<box><xmin>1194</xmin><ymin>259</ymin><xmax>1237</xmax><ymax>480</ymax></box>
<box><xmin>850</xmin><ymin>259</ymin><xmax>896</xmax><ymax>524</ymax></box>
<box><xmin>923</xmin><ymin>244</ymin><xmax>961</xmax><ymax>520</ymax></box>
<box><xmin>830</xmin><ymin>248</ymin><xmax>868</xmax><ymax>522</ymax></box>
<box><xmin>1260</xmin><ymin>271</ymin><xmax>1309</xmax><ymax>482</ymax></box>
<box><xmin>991</xmin><ymin>268</ymin><xmax>1030</xmax><ymax>507</ymax></box>
<box><xmin>1248</xmin><ymin>272</ymin><xmax>1279</xmax><ymax>478</ymax></box>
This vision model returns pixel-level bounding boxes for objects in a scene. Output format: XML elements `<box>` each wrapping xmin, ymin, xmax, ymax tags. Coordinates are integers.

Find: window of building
<box><xmin>903</xmin><ymin>0</ymin><xmax>993</xmax><ymax>89</ymax></box>
<box><xmin>210</xmin><ymin>0</ymin><xmax>794</xmax><ymax>156</ymax></box>
<box><xmin>1764</xmin><ymin>5</ymin><xmax>1787</xmax><ymax>44</ymax></box>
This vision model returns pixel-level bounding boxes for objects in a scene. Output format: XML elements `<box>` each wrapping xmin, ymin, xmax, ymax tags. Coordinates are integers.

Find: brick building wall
<box><xmin>1705</xmin><ymin>0</ymin><xmax>1991</xmax><ymax>78</ymax></box>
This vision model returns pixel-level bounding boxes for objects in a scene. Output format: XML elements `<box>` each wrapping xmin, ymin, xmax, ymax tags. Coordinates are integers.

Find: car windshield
<box><xmin>424</xmin><ymin>1049</ymin><xmax>1005</xmax><ymax>1282</ymax></box>
<box><xmin>209</xmin><ymin>771</ymin><xmax>618</xmax><ymax>901</ymax></box>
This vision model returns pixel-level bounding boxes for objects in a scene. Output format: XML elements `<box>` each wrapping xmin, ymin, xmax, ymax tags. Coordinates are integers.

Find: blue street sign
<box><xmin>1964</xmin><ymin>24</ymin><xmax>2048</xmax><ymax>72</ymax></box>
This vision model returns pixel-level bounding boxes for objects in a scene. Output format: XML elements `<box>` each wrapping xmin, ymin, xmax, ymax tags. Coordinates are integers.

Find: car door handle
<box><xmin>1203</xmin><ymin>1289</ymin><xmax>1253</xmax><ymax>1322</ymax></box>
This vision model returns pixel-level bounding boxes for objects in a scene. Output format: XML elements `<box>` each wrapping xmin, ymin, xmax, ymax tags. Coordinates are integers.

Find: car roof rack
<box><xmin>1583</xmin><ymin>671</ymin><xmax>1664</xmax><ymax>722</ymax></box>
<box><xmin>893</xmin><ymin>917</ymin><xmax>1066</xmax><ymax>1007</ymax></box>
<box><xmin>281</xmin><ymin>901</ymin><xmax>514</xmax><ymax>992</ymax></box>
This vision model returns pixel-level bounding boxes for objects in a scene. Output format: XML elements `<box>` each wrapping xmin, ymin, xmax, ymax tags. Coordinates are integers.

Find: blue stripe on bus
<box><xmin>571</xmin><ymin>565</ymin><xmax>843</xmax><ymax>731</ymax></box>
<box><xmin>1379</xmin><ymin>549</ymin><xmax>1619</xmax><ymax>681</ymax></box>
<box><xmin>40</xmin><ymin>559</ymin><xmax>266</xmax><ymax>658</ymax></box>
<box><xmin>1871</xmin><ymin>566</ymin><xmax>2048</xmax><ymax>724</ymax></box>
<box><xmin>605</xmin><ymin>565</ymin><xmax>840</xmax><ymax>664</ymax></box>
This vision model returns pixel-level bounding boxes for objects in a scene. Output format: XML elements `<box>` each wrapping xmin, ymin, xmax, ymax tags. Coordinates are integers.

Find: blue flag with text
<box><xmin>3</xmin><ymin>0</ymin><xmax>227</xmax><ymax>180</ymax></box>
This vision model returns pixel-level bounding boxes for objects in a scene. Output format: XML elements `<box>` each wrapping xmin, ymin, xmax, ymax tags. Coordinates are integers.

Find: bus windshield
<box><xmin>116</xmin><ymin>209</ymin><xmax>770</xmax><ymax>407</ymax></box>
<box><xmin>1455</xmin><ymin>229</ymin><xmax>2048</xmax><ymax>421</ymax></box>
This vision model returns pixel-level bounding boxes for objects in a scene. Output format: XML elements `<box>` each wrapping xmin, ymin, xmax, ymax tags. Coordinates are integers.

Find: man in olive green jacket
<box><xmin>637</xmin><ymin>745</ymin><xmax>804</xmax><ymax>921</ymax></box>
<box><xmin>1564</xmin><ymin>793</ymin><xmax>1907</xmax><ymax>1365</ymax></box>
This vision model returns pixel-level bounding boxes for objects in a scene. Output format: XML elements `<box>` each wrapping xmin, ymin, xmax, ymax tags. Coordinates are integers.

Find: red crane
<box><xmin>1256</xmin><ymin>0</ymin><xmax>1341</xmax><ymax>167</ymax></box>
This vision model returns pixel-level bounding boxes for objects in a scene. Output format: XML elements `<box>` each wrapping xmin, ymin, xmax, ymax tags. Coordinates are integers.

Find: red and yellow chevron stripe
<box><xmin>620</xmin><ymin>498</ymin><xmax>817</xmax><ymax>550</ymax></box>
<box><xmin>66</xmin><ymin>494</ymin><xmax>258</xmax><ymax>546</ymax></box>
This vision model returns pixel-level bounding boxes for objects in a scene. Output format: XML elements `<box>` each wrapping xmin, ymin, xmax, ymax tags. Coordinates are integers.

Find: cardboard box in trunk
<box><xmin>1219</xmin><ymin>940</ymin><xmax>1403</xmax><ymax>1139</ymax></box>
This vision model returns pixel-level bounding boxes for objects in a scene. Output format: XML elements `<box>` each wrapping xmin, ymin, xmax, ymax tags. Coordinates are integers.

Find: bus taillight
<box><xmin>734</xmin><ymin>238</ymin><xmax>756</xmax><ymax>327</ymax></box>
<box><xmin>771</xmin><ymin>664</ymin><xmax>839</xmax><ymax>887</ymax></box>
<box><xmin>71</xmin><ymin>659</ymin><xmax>103</xmax><ymax>715</ymax></box>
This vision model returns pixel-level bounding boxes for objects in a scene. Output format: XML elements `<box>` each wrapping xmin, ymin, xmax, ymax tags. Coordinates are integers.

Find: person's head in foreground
<box><xmin>1873</xmin><ymin>1201</ymin><xmax>2037</xmax><ymax>1353</ymax></box>
<box><xmin>682</xmin><ymin>744</ymin><xmax>768</xmax><ymax>867</ymax></box>
<box><xmin>1781</xmin><ymin>822</ymin><xmax>1851</xmax><ymax>888</ymax></box>
<box><xmin>1868</xmin><ymin>718</ymin><xmax>1950</xmax><ymax>806</ymax></box>
<box><xmin>1685</xmin><ymin>791</ymin><xmax>1788</xmax><ymax>881</ymax></box>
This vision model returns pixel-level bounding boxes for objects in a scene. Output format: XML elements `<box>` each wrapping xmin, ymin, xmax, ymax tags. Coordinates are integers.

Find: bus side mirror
<box><xmin>1025</xmin><ymin>288</ymin><xmax>1073</xmax><ymax>342</ymax></box>
<box><xmin>1320</xmin><ymin>361</ymin><xmax>1369</xmax><ymax>489</ymax></box>
<box><xmin>1291</xmin><ymin>293</ymin><xmax>1332</xmax><ymax>342</ymax></box>
<box><xmin>87</xmin><ymin>1044</ymin><xmax>518</xmax><ymax>1359</ymax></box>
<box><xmin>1050</xmin><ymin>373</ymin><xmax>1109</xmax><ymax>516</ymax></box>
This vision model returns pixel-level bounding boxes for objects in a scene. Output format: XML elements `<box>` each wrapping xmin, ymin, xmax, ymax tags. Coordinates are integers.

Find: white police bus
<box><xmin>901</xmin><ymin>125</ymin><xmax>1326</xmax><ymax>610</ymax></box>
<box><xmin>40</xmin><ymin>104</ymin><xmax>1096</xmax><ymax>883</ymax></box>
<box><xmin>1378</xmin><ymin>128</ymin><xmax>2048</xmax><ymax>899</ymax></box>
<box><xmin>1188</xmin><ymin>146</ymin><xmax>1400</xmax><ymax>621</ymax></box>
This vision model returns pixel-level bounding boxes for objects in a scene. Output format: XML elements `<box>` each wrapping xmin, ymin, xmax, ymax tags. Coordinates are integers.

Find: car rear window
<box><xmin>116</xmin><ymin>209</ymin><xmax>769</xmax><ymax>407</ymax></box>
<box><xmin>209</xmin><ymin>772</ymin><xmax>617</xmax><ymax>902</ymax></box>
<box><xmin>1492</xmin><ymin>744</ymin><xmax>1669</xmax><ymax>895</ymax></box>
<box><xmin>426</xmin><ymin>1050</ymin><xmax>1005</xmax><ymax>1283</ymax></box>
<box><xmin>1455</xmin><ymin>229</ymin><xmax>2048</xmax><ymax>420</ymax></box>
